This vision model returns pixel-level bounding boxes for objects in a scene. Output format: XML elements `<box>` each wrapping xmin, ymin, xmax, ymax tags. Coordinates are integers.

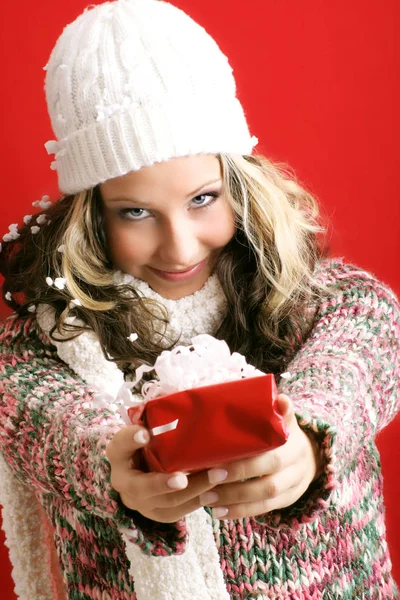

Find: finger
<box><xmin>275</xmin><ymin>393</ymin><xmax>295</xmax><ymax>424</ymax></box>
<box><xmin>212</xmin><ymin>447</ymin><xmax>287</xmax><ymax>482</ymax></box>
<box><xmin>212</xmin><ymin>397</ymin><xmax>302</xmax><ymax>482</ymax></box>
<box><xmin>200</xmin><ymin>468</ymin><xmax>299</xmax><ymax>508</ymax></box>
<box><xmin>117</xmin><ymin>469</ymin><xmax>190</xmax><ymax>503</ymax></box>
<box><xmin>123</xmin><ymin>471</ymin><xmax>222</xmax><ymax>521</ymax></box>
<box><xmin>150</xmin><ymin>469</ymin><xmax>223</xmax><ymax>509</ymax></box>
<box><xmin>150</xmin><ymin>494</ymin><xmax>212</xmax><ymax>523</ymax></box>
<box><xmin>106</xmin><ymin>425</ymin><xmax>150</xmax><ymax>465</ymax></box>
<box><xmin>115</xmin><ymin>465</ymin><xmax>219</xmax><ymax>505</ymax></box>
<box><xmin>209</xmin><ymin>481</ymin><xmax>307</xmax><ymax>520</ymax></box>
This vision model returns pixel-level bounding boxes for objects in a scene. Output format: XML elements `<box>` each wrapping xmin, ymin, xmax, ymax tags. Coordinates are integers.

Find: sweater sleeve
<box><xmin>264</xmin><ymin>260</ymin><xmax>400</xmax><ymax>528</ymax></box>
<box><xmin>0</xmin><ymin>316</ymin><xmax>187</xmax><ymax>556</ymax></box>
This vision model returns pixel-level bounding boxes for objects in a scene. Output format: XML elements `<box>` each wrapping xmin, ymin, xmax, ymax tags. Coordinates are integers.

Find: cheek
<box><xmin>206</xmin><ymin>205</ymin><xmax>236</xmax><ymax>247</ymax></box>
<box><xmin>105</xmin><ymin>223</ymin><xmax>151</xmax><ymax>267</ymax></box>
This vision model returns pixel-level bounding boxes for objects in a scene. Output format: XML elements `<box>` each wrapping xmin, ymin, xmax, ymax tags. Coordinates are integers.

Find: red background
<box><xmin>0</xmin><ymin>0</ymin><xmax>399</xmax><ymax>596</ymax></box>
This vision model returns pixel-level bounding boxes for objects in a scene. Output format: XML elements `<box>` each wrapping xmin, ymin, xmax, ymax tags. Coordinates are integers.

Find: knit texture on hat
<box><xmin>44</xmin><ymin>0</ymin><xmax>257</xmax><ymax>194</ymax></box>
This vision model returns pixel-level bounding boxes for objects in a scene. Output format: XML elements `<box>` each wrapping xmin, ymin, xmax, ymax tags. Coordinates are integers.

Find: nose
<box><xmin>157</xmin><ymin>218</ymin><xmax>200</xmax><ymax>268</ymax></box>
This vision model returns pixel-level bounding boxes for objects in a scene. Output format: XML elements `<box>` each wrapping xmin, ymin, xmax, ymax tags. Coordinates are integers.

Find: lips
<box><xmin>148</xmin><ymin>258</ymin><xmax>208</xmax><ymax>282</ymax></box>
<box><xmin>159</xmin><ymin>264</ymin><xmax>201</xmax><ymax>274</ymax></box>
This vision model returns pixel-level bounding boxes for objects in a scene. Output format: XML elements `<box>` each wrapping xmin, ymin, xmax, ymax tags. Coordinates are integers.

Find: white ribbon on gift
<box><xmin>92</xmin><ymin>334</ymin><xmax>265</xmax><ymax>435</ymax></box>
<box><xmin>131</xmin><ymin>333</ymin><xmax>264</xmax><ymax>396</ymax></box>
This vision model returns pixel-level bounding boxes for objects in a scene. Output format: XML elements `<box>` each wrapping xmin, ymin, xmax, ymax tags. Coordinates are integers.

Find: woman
<box><xmin>0</xmin><ymin>0</ymin><xmax>399</xmax><ymax>598</ymax></box>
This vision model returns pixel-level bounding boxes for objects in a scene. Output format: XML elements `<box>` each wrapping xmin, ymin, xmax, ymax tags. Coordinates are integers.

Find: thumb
<box><xmin>275</xmin><ymin>393</ymin><xmax>295</xmax><ymax>424</ymax></box>
<box><xmin>106</xmin><ymin>424</ymin><xmax>150</xmax><ymax>463</ymax></box>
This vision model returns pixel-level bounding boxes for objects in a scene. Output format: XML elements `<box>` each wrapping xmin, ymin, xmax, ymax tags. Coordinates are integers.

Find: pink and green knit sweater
<box><xmin>0</xmin><ymin>260</ymin><xmax>399</xmax><ymax>599</ymax></box>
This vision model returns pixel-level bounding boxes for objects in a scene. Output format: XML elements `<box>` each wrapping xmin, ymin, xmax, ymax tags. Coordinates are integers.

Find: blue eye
<box><xmin>120</xmin><ymin>208</ymin><xmax>150</xmax><ymax>221</ymax></box>
<box><xmin>117</xmin><ymin>191</ymin><xmax>220</xmax><ymax>221</ymax></box>
<box><xmin>192</xmin><ymin>192</ymin><xmax>219</xmax><ymax>208</ymax></box>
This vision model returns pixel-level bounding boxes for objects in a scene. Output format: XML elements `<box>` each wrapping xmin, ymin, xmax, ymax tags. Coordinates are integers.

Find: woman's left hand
<box><xmin>199</xmin><ymin>394</ymin><xmax>323</xmax><ymax>519</ymax></box>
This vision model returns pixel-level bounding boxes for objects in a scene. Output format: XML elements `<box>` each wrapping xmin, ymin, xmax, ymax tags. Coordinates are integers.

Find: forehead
<box><xmin>100</xmin><ymin>155</ymin><xmax>222</xmax><ymax>202</ymax></box>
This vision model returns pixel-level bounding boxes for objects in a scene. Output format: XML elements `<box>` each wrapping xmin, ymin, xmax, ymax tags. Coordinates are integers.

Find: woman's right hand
<box><xmin>106</xmin><ymin>425</ymin><xmax>222</xmax><ymax>523</ymax></box>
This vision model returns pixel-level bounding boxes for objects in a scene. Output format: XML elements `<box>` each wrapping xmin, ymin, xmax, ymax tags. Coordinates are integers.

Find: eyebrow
<box><xmin>107</xmin><ymin>178</ymin><xmax>222</xmax><ymax>205</ymax></box>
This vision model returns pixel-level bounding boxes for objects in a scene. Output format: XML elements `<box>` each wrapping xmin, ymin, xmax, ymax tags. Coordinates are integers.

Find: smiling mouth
<box><xmin>158</xmin><ymin>264</ymin><xmax>202</xmax><ymax>274</ymax></box>
<box><xmin>148</xmin><ymin>259</ymin><xmax>208</xmax><ymax>281</ymax></box>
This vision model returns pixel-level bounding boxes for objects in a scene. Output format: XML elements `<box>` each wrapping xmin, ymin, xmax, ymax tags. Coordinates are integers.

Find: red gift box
<box><xmin>128</xmin><ymin>374</ymin><xmax>289</xmax><ymax>473</ymax></box>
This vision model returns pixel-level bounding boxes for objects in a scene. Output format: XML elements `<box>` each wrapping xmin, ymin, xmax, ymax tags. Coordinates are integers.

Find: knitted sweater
<box><xmin>0</xmin><ymin>259</ymin><xmax>399</xmax><ymax>599</ymax></box>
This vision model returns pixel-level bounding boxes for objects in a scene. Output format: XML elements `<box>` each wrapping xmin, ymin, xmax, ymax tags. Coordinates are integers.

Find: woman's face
<box><xmin>100</xmin><ymin>155</ymin><xmax>236</xmax><ymax>299</ymax></box>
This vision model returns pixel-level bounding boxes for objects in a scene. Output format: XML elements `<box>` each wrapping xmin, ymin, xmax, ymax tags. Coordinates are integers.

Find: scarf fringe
<box><xmin>122</xmin><ymin>509</ymin><xmax>230</xmax><ymax>600</ymax></box>
<box><xmin>0</xmin><ymin>454</ymin><xmax>66</xmax><ymax>599</ymax></box>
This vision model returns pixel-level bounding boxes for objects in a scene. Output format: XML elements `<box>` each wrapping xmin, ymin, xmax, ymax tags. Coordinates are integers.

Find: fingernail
<box><xmin>208</xmin><ymin>468</ymin><xmax>228</xmax><ymax>485</ymax></box>
<box><xmin>167</xmin><ymin>474</ymin><xmax>188</xmax><ymax>490</ymax></box>
<box><xmin>212</xmin><ymin>507</ymin><xmax>229</xmax><ymax>519</ymax></box>
<box><xmin>133</xmin><ymin>430</ymin><xmax>149</xmax><ymax>445</ymax></box>
<box><xmin>199</xmin><ymin>491</ymin><xmax>219</xmax><ymax>506</ymax></box>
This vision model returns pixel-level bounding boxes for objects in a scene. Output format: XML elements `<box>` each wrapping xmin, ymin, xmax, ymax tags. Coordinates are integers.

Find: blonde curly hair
<box><xmin>1</xmin><ymin>154</ymin><xmax>326</xmax><ymax>374</ymax></box>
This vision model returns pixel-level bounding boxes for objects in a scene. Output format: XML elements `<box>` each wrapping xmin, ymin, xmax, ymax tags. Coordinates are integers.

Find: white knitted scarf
<box><xmin>0</xmin><ymin>273</ymin><xmax>230</xmax><ymax>600</ymax></box>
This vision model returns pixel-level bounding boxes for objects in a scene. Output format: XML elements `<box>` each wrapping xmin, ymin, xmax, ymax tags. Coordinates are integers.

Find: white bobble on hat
<box><xmin>44</xmin><ymin>0</ymin><xmax>257</xmax><ymax>194</ymax></box>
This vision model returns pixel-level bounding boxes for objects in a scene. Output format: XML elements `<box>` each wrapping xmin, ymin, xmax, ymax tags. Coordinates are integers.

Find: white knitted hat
<box><xmin>44</xmin><ymin>0</ymin><xmax>257</xmax><ymax>195</ymax></box>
